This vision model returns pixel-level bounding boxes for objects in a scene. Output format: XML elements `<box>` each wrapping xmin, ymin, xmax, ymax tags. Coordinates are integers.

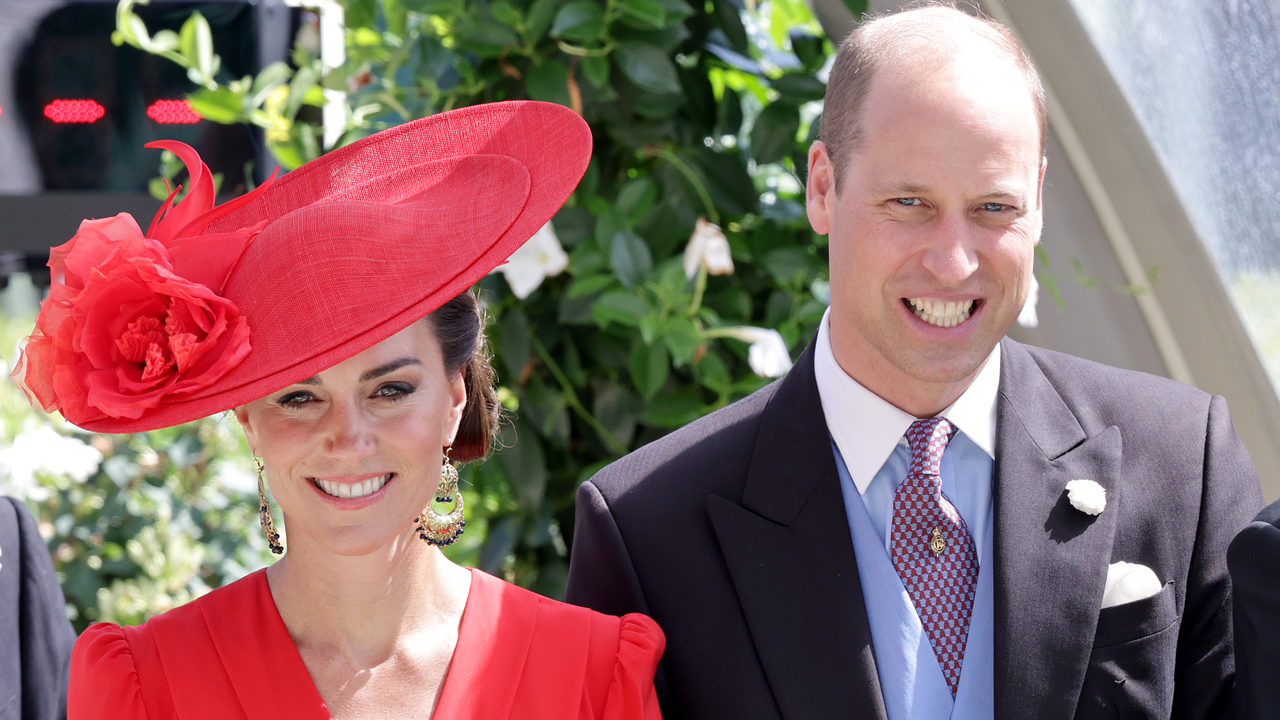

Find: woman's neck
<box><xmin>264</xmin><ymin>527</ymin><xmax>472</xmax><ymax>669</ymax></box>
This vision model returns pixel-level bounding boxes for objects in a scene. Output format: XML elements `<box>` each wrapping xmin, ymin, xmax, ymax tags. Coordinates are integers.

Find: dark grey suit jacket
<box><xmin>1228</xmin><ymin>499</ymin><xmax>1280</xmax><ymax>719</ymax></box>
<box><xmin>0</xmin><ymin>497</ymin><xmax>75</xmax><ymax>720</ymax></box>
<box><xmin>564</xmin><ymin>337</ymin><xmax>1263</xmax><ymax>720</ymax></box>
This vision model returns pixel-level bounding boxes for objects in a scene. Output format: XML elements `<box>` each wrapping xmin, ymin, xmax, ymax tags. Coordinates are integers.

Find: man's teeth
<box><xmin>315</xmin><ymin>473</ymin><xmax>392</xmax><ymax>499</ymax></box>
<box><xmin>906</xmin><ymin>298</ymin><xmax>975</xmax><ymax>328</ymax></box>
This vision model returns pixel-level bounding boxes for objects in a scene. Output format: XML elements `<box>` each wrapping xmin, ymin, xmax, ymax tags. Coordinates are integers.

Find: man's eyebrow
<box><xmin>359</xmin><ymin>357</ymin><xmax>423</xmax><ymax>383</ymax></box>
<box><xmin>871</xmin><ymin>182</ymin><xmax>930</xmax><ymax>196</ymax></box>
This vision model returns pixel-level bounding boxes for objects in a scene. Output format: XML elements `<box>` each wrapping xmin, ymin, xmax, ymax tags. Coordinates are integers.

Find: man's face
<box><xmin>807</xmin><ymin>50</ymin><xmax>1045</xmax><ymax>407</ymax></box>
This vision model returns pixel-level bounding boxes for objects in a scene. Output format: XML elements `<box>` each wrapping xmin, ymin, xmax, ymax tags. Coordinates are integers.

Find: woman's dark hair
<box><xmin>426</xmin><ymin>289</ymin><xmax>500</xmax><ymax>463</ymax></box>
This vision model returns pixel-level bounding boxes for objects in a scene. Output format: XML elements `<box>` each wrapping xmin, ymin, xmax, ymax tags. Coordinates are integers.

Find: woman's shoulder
<box><xmin>69</xmin><ymin>571</ymin><xmax>271</xmax><ymax>720</ymax></box>
<box><xmin>463</xmin><ymin>569</ymin><xmax>664</xmax><ymax>718</ymax></box>
<box><xmin>475</xmin><ymin>568</ymin><xmax>662</xmax><ymax>646</ymax></box>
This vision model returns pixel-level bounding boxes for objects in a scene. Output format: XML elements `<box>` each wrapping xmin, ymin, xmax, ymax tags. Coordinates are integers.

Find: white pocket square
<box><xmin>1102</xmin><ymin>561</ymin><xmax>1162</xmax><ymax>609</ymax></box>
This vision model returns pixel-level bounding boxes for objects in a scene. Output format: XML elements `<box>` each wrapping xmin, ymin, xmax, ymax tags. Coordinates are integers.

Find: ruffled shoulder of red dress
<box><xmin>604</xmin><ymin>613</ymin><xmax>666</xmax><ymax>720</ymax></box>
<box><xmin>70</xmin><ymin>622</ymin><xmax>150</xmax><ymax>719</ymax></box>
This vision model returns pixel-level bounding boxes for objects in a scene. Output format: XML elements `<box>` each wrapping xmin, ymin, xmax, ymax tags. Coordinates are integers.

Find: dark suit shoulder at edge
<box><xmin>1012</xmin><ymin>339</ymin><xmax>1210</xmax><ymax>401</ymax></box>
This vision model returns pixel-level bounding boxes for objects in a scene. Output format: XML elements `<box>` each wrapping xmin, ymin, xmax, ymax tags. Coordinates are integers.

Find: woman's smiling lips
<box><xmin>308</xmin><ymin>472</ymin><xmax>396</xmax><ymax>509</ymax></box>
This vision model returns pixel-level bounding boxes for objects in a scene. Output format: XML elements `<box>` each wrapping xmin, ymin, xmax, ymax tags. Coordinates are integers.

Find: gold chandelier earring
<box><xmin>256</xmin><ymin>457</ymin><xmax>284</xmax><ymax>555</ymax></box>
<box><xmin>416</xmin><ymin>446</ymin><xmax>465</xmax><ymax>546</ymax></box>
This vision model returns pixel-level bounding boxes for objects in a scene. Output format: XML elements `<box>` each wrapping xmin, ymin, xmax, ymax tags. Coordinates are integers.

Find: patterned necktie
<box><xmin>890</xmin><ymin>417</ymin><xmax>979</xmax><ymax>697</ymax></box>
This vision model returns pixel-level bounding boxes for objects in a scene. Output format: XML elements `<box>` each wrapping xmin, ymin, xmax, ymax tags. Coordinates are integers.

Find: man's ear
<box><xmin>1037</xmin><ymin>155</ymin><xmax>1047</xmax><ymax>208</ymax></box>
<box><xmin>806</xmin><ymin>141</ymin><xmax>836</xmax><ymax>235</ymax></box>
<box><xmin>233</xmin><ymin>405</ymin><xmax>259</xmax><ymax>457</ymax></box>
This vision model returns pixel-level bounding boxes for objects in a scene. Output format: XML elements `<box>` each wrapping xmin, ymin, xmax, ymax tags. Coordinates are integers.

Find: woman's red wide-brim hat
<box><xmin>14</xmin><ymin>101</ymin><xmax>591</xmax><ymax>433</ymax></box>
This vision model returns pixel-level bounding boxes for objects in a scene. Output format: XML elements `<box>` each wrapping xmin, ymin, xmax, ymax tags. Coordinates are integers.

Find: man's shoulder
<box><xmin>1010</xmin><ymin>339</ymin><xmax>1214</xmax><ymax>423</ymax></box>
<box><xmin>588</xmin><ymin>378</ymin><xmax>781</xmax><ymax>503</ymax></box>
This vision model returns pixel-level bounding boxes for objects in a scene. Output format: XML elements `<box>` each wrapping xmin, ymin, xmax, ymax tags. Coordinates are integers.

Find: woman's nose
<box><xmin>323</xmin><ymin>400</ymin><xmax>377</xmax><ymax>460</ymax></box>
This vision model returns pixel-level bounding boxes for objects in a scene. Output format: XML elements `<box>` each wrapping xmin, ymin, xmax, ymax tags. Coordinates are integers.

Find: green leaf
<box><xmin>581</xmin><ymin>55</ymin><xmax>610</xmax><ymax>88</ymax></box>
<box><xmin>712</xmin><ymin>0</ymin><xmax>749</xmax><ymax>54</ymax></box>
<box><xmin>750</xmin><ymin>101</ymin><xmax>801</xmax><ymax>165</ymax></box>
<box><xmin>617</xmin><ymin>0</ymin><xmax>666</xmax><ymax>29</ymax></box>
<box><xmin>551</xmin><ymin>2</ymin><xmax>606</xmax><ymax>41</ymax></box>
<box><xmin>694</xmin><ymin>349</ymin><xmax>731</xmax><ymax>392</ymax></box>
<box><xmin>286</xmin><ymin>66</ymin><xmax>318</xmax><ymax>120</ymax></box>
<box><xmin>763</xmin><ymin>247</ymin><xmax>813</xmax><ymax>285</ymax></box>
<box><xmin>457</xmin><ymin>20</ymin><xmax>520</xmax><ymax>56</ymax></box>
<box><xmin>250</xmin><ymin>62</ymin><xmax>293</xmax><ymax>108</ymax></box>
<box><xmin>527</xmin><ymin>0</ymin><xmax>564</xmax><ymax>41</ymax></box>
<box><xmin>641</xmin><ymin>388</ymin><xmax>704</xmax><ymax>428</ymax></box>
<box><xmin>489</xmin><ymin>0</ymin><xmax>524</xmax><ymax>29</ymax></box>
<box><xmin>180</xmin><ymin>12</ymin><xmax>215</xmax><ymax>80</ymax></box>
<box><xmin>615</xmin><ymin>178</ymin><xmax>657</xmax><ymax>223</ymax></box>
<box><xmin>497</xmin><ymin>307</ymin><xmax>531</xmax><ymax>379</ymax></box>
<box><xmin>614</xmin><ymin>41</ymin><xmax>682</xmax><ymax>94</ymax></box>
<box><xmin>591</xmin><ymin>292</ymin><xmax>652</xmax><ymax>327</ymax></box>
<box><xmin>770</xmin><ymin>72</ymin><xmax>826</xmax><ymax>103</ymax></box>
<box><xmin>660</xmin><ymin>316</ymin><xmax>703</xmax><ymax>366</ymax></box>
<box><xmin>629</xmin><ymin>341</ymin><xmax>670</xmax><ymax>400</ymax></box>
<box><xmin>841</xmin><ymin>0</ymin><xmax>869</xmax><ymax>19</ymax></box>
<box><xmin>609</xmin><ymin>231</ymin><xmax>653</xmax><ymax>290</ymax></box>
<box><xmin>655</xmin><ymin>0</ymin><xmax>695</xmax><ymax>24</ymax></box>
<box><xmin>497</xmin><ymin>419</ymin><xmax>549</xmax><ymax>509</ymax></box>
<box><xmin>789</xmin><ymin>31</ymin><xmax>826</xmax><ymax>71</ymax></box>
<box><xmin>567</xmin><ymin>274</ymin><xmax>616</xmax><ymax>298</ymax></box>
<box><xmin>187</xmin><ymin>88</ymin><xmax>243</xmax><ymax>123</ymax></box>
<box><xmin>592</xmin><ymin>381</ymin><xmax>640</xmax><ymax>447</ymax></box>
<box><xmin>526</xmin><ymin>59</ymin><xmax>572</xmax><ymax>107</ymax></box>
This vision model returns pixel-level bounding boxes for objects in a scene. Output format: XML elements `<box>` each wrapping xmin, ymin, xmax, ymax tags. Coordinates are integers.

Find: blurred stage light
<box><xmin>43</xmin><ymin>99</ymin><xmax>105</xmax><ymax>124</ymax></box>
<box><xmin>146</xmin><ymin>99</ymin><xmax>201</xmax><ymax>124</ymax></box>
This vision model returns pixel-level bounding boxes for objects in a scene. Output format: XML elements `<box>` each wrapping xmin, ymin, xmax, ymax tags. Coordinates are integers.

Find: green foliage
<box><xmin>109</xmin><ymin>0</ymin><xmax>834</xmax><ymax>603</ymax></box>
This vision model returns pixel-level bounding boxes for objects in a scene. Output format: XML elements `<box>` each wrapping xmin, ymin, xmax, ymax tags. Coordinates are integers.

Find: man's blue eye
<box><xmin>982</xmin><ymin>202</ymin><xmax>1007</xmax><ymax>212</ymax></box>
<box><xmin>895</xmin><ymin>198</ymin><xmax>921</xmax><ymax>206</ymax></box>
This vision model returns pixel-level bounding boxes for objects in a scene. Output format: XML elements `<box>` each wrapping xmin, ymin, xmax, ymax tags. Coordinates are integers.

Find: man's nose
<box><xmin>920</xmin><ymin>211</ymin><xmax>980</xmax><ymax>286</ymax></box>
<box><xmin>323</xmin><ymin>400</ymin><xmax>377</xmax><ymax>460</ymax></box>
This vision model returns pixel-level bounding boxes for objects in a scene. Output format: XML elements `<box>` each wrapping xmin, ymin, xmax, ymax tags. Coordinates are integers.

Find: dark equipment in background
<box><xmin>0</xmin><ymin>0</ymin><xmax>299</xmax><ymax>289</ymax></box>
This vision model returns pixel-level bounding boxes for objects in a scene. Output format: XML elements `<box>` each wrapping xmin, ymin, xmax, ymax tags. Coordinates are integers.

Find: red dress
<box><xmin>68</xmin><ymin>568</ymin><xmax>664</xmax><ymax>719</ymax></box>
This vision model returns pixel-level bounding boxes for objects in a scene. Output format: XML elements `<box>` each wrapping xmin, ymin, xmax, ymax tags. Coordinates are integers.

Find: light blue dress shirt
<box><xmin>812</xmin><ymin>311</ymin><xmax>996</xmax><ymax>720</ymax></box>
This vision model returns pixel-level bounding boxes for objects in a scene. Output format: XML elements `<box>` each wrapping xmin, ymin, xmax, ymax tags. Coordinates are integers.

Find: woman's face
<box><xmin>234</xmin><ymin>320</ymin><xmax>466</xmax><ymax>556</ymax></box>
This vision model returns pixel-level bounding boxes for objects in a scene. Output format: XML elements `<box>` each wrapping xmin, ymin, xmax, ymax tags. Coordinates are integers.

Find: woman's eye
<box><xmin>895</xmin><ymin>197</ymin><xmax>922</xmax><ymax>206</ymax></box>
<box><xmin>278</xmin><ymin>391</ymin><xmax>316</xmax><ymax>408</ymax></box>
<box><xmin>373</xmin><ymin>382</ymin><xmax>415</xmax><ymax>400</ymax></box>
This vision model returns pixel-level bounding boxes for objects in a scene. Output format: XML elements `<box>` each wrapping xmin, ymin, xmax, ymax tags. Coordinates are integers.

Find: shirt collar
<box><xmin>814</xmin><ymin>308</ymin><xmax>1000</xmax><ymax>495</ymax></box>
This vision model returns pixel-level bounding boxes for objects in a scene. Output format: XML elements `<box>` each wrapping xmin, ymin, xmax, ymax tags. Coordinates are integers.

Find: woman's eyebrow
<box><xmin>359</xmin><ymin>357</ymin><xmax>423</xmax><ymax>383</ymax></box>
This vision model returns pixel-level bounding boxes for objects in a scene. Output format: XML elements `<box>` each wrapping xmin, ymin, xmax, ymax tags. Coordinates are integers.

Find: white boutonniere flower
<box><xmin>1065</xmin><ymin>479</ymin><xmax>1106</xmax><ymax>516</ymax></box>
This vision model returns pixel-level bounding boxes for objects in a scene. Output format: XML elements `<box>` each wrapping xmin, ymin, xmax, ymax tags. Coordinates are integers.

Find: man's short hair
<box><xmin>820</xmin><ymin>2</ymin><xmax>1048</xmax><ymax>192</ymax></box>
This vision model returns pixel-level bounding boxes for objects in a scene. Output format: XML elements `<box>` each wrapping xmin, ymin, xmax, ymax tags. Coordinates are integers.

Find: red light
<box><xmin>146</xmin><ymin>99</ymin><xmax>201</xmax><ymax>124</ymax></box>
<box><xmin>44</xmin><ymin>99</ymin><xmax>105</xmax><ymax>124</ymax></box>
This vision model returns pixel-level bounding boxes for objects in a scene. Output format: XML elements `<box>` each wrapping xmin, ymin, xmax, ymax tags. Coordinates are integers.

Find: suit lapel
<box><xmin>993</xmin><ymin>340</ymin><xmax>1122</xmax><ymax>719</ymax></box>
<box><xmin>708</xmin><ymin>341</ymin><xmax>889</xmax><ymax>720</ymax></box>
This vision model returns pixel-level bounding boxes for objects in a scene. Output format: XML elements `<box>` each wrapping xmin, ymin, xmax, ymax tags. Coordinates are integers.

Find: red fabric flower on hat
<box><xmin>14</xmin><ymin>141</ymin><xmax>275</xmax><ymax>425</ymax></box>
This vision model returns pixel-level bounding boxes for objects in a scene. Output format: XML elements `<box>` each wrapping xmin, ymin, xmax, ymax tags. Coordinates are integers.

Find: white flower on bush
<box><xmin>1018</xmin><ymin>273</ymin><xmax>1040</xmax><ymax>328</ymax></box>
<box><xmin>683</xmin><ymin>217</ymin><xmax>734</xmax><ymax>280</ymax></box>
<box><xmin>718</xmin><ymin>327</ymin><xmax>793</xmax><ymax>378</ymax></box>
<box><xmin>0</xmin><ymin>425</ymin><xmax>103</xmax><ymax>501</ymax></box>
<box><xmin>495</xmin><ymin>221</ymin><xmax>569</xmax><ymax>299</ymax></box>
<box><xmin>1065</xmin><ymin>478</ymin><xmax>1106</xmax><ymax>516</ymax></box>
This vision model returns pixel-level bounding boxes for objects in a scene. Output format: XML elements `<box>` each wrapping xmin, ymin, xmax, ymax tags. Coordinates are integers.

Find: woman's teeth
<box><xmin>314</xmin><ymin>473</ymin><xmax>393</xmax><ymax>499</ymax></box>
<box><xmin>906</xmin><ymin>297</ymin><xmax>975</xmax><ymax>328</ymax></box>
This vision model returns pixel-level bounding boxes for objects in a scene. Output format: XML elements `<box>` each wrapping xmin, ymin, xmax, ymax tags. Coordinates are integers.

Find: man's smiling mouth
<box><xmin>904</xmin><ymin>298</ymin><xmax>978</xmax><ymax>328</ymax></box>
